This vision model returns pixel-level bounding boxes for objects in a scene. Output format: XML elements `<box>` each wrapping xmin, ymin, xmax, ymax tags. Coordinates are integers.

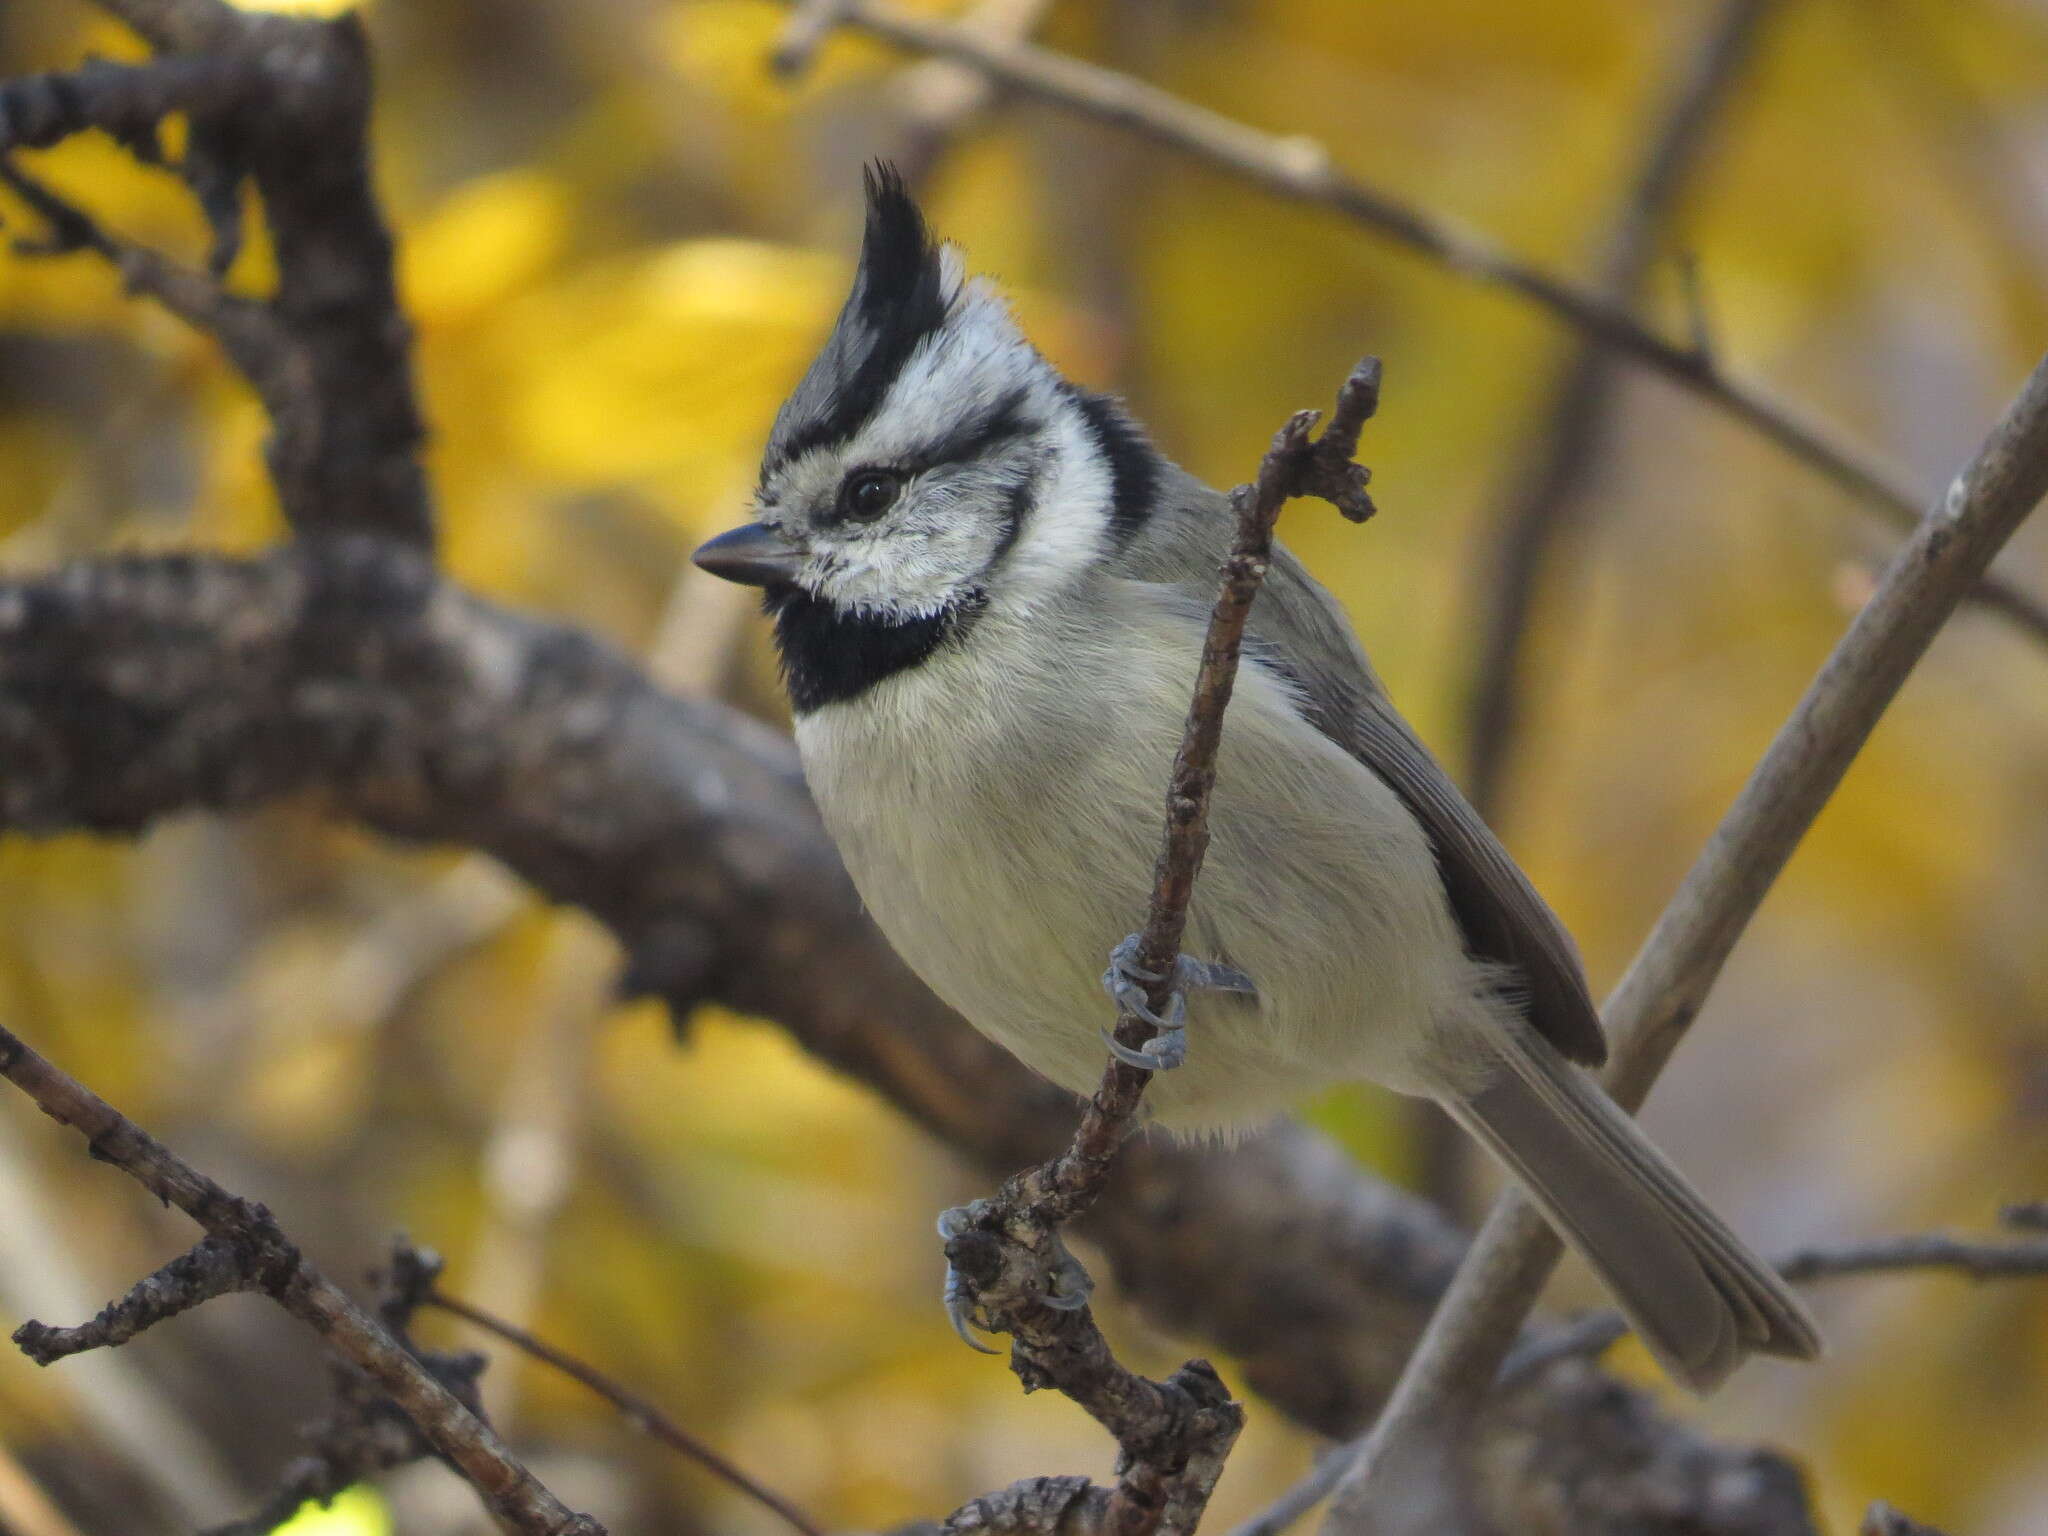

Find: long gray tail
<box><xmin>1445</xmin><ymin>1023</ymin><xmax>1821</xmax><ymax>1393</ymax></box>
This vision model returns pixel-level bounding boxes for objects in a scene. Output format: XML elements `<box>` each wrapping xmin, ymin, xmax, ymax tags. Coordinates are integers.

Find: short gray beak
<box><xmin>691</xmin><ymin>522</ymin><xmax>806</xmax><ymax>587</ymax></box>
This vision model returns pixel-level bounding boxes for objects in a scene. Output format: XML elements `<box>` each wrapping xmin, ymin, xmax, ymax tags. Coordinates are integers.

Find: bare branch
<box><xmin>940</xmin><ymin>361</ymin><xmax>1379</xmax><ymax>1536</ymax></box>
<box><xmin>0</xmin><ymin>156</ymin><xmax>280</xmax><ymax>375</ymax></box>
<box><xmin>0</xmin><ymin>1021</ymin><xmax>602</xmax><ymax>1536</ymax></box>
<box><xmin>13</xmin><ymin>1234</ymin><xmax>267</xmax><ymax>1364</ymax></box>
<box><xmin>0</xmin><ymin>7</ymin><xmax>429</xmax><ymax>543</ymax></box>
<box><xmin>0</xmin><ymin>539</ymin><xmax>1817</xmax><ymax>1534</ymax></box>
<box><xmin>1324</xmin><ymin>350</ymin><xmax>2048</xmax><ymax>1534</ymax></box>
<box><xmin>789</xmin><ymin>0</ymin><xmax>2048</xmax><ymax>652</ymax></box>
<box><xmin>893</xmin><ymin>1476</ymin><xmax>1112</xmax><ymax>1536</ymax></box>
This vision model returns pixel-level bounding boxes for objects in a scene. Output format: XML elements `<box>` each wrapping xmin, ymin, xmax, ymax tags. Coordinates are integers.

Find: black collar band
<box><xmin>767</xmin><ymin>586</ymin><xmax>986</xmax><ymax>712</ymax></box>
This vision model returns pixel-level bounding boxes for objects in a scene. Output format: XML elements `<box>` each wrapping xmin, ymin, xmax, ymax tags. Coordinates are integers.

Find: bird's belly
<box><xmin>794</xmin><ymin>687</ymin><xmax>1459</xmax><ymax>1132</ymax></box>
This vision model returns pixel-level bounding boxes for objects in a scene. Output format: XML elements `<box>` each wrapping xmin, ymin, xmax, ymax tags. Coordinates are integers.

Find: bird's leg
<box><xmin>1098</xmin><ymin>933</ymin><xmax>1256</xmax><ymax>1071</ymax></box>
<box><xmin>937</xmin><ymin>1203</ymin><xmax>1094</xmax><ymax>1352</ymax></box>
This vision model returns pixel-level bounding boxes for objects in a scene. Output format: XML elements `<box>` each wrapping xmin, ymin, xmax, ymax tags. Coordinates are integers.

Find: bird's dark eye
<box><xmin>838</xmin><ymin>469</ymin><xmax>903</xmax><ymax>522</ymax></box>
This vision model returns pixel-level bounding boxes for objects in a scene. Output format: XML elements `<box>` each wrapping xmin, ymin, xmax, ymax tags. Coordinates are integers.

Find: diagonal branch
<box><xmin>789</xmin><ymin>0</ymin><xmax>2048</xmax><ymax>652</ymax></box>
<box><xmin>1323</xmin><ymin>348</ymin><xmax>2048</xmax><ymax>1534</ymax></box>
<box><xmin>0</xmin><ymin>1021</ymin><xmax>602</xmax><ymax>1536</ymax></box>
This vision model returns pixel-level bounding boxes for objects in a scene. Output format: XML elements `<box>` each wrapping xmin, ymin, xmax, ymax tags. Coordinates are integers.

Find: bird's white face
<box><xmin>693</xmin><ymin>167</ymin><xmax>1155</xmax><ymax>710</ymax></box>
<box><xmin>752</xmin><ymin>285</ymin><xmax>1061</xmax><ymax>625</ymax></box>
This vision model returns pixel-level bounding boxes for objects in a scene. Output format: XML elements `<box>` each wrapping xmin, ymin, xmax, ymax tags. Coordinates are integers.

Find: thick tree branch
<box><xmin>0</xmin><ymin>4</ymin><xmax>428</xmax><ymax>543</ymax></box>
<box><xmin>0</xmin><ymin>538</ymin><xmax>1812</xmax><ymax>1534</ymax></box>
<box><xmin>788</xmin><ymin>0</ymin><xmax>2048</xmax><ymax>652</ymax></box>
<box><xmin>1324</xmin><ymin>349</ymin><xmax>2048</xmax><ymax>1535</ymax></box>
<box><xmin>0</xmin><ymin>1020</ymin><xmax>601</xmax><ymax>1535</ymax></box>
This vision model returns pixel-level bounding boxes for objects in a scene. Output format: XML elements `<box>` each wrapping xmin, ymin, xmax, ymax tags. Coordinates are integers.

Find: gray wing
<box><xmin>1119</xmin><ymin>475</ymin><xmax>1606</xmax><ymax>1067</ymax></box>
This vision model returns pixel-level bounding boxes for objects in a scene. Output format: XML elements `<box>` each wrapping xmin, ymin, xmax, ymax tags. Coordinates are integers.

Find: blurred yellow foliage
<box><xmin>2</xmin><ymin>0</ymin><xmax>2047</xmax><ymax>1532</ymax></box>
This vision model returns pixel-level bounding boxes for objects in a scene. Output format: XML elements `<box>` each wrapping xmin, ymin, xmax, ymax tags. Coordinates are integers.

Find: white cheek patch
<box><xmin>765</xmin><ymin>252</ymin><xmax>1120</xmax><ymax>622</ymax></box>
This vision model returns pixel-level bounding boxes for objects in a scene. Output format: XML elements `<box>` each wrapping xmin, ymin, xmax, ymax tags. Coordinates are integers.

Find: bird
<box><xmin>691</xmin><ymin>164</ymin><xmax>1820</xmax><ymax>1393</ymax></box>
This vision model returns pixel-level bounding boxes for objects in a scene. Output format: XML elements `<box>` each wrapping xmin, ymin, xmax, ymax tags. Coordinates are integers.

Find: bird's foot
<box><xmin>1098</xmin><ymin>933</ymin><xmax>1255</xmax><ymax>1071</ymax></box>
<box><xmin>937</xmin><ymin>1204</ymin><xmax>1094</xmax><ymax>1352</ymax></box>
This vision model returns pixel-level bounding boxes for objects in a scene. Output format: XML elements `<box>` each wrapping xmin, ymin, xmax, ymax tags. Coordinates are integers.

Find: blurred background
<box><xmin>2</xmin><ymin>0</ymin><xmax>2046</xmax><ymax>1532</ymax></box>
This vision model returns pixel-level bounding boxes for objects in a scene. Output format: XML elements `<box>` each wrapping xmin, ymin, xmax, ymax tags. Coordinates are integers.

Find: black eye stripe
<box><xmin>897</xmin><ymin>386</ymin><xmax>1034</xmax><ymax>474</ymax></box>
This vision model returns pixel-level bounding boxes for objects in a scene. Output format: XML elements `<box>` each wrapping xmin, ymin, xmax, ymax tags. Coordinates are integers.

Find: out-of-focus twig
<box><xmin>779</xmin><ymin>0</ymin><xmax>2048</xmax><ymax>653</ymax></box>
<box><xmin>1323</xmin><ymin>349</ymin><xmax>2048</xmax><ymax>1535</ymax></box>
<box><xmin>1461</xmin><ymin>0</ymin><xmax>1783</xmax><ymax>821</ymax></box>
<box><xmin>1497</xmin><ymin>1204</ymin><xmax>2048</xmax><ymax>1385</ymax></box>
<box><xmin>421</xmin><ymin>1267</ymin><xmax>824</xmax><ymax>1536</ymax></box>
<box><xmin>1418</xmin><ymin>0</ymin><xmax>1781</xmax><ymax>1224</ymax></box>
<box><xmin>0</xmin><ymin>1020</ymin><xmax>603</xmax><ymax>1536</ymax></box>
<box><xmin>886</xmin><ymin>0</ymin><xmax>1058</xmax><ymax>184</ymax></box>
<box><xmin>463</xmin><ymin>914</ymin><xmax>613</xmax><ymax>1432</ymax></box>
<box><xmin>1252</xmin><ymin>1203</ymin><xmax>2048</xmax><ymax>1536</ymax></box>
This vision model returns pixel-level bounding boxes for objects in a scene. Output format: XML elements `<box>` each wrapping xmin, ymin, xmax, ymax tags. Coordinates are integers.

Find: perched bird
<box><xmin>693</xmin><ymin>165</ymin><xmax>1819</xmax><ymax>1392</ymax></box>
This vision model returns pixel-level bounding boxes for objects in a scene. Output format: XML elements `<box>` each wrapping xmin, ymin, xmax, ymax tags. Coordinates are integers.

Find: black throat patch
<box><xmin>765</xmin><ymin>586</ymin><xmax>987</xmax><ymax>713</ymax></box>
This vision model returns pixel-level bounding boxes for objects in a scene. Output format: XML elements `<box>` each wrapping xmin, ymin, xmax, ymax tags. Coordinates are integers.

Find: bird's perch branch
<box><xmin>781</xmin><ymin>0</ymin><xmax>2048</xmax><ymax>652</ymax></box>
<box><xmin>935</xmin><ymin>360</ymin><xmax>1380</xmax><ymax>1536</ymax></box>
<box><xmin>1324</xmin><ymin>348</ymin><xmax>2048</xmax><ymax>1533</ymax></box>
<box><xmin>0</xmin><ymin>1021</ymin><xmax>602</xmax><ymax>1536</ymax></box>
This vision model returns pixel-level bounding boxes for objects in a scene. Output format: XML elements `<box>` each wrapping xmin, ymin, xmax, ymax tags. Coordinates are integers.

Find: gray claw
<box><xmin>1099</xmin><ymin>994</ymin><xmax>1186</xmax><ymax>1071</ymax></box>
<box><xmin>1178</xmin><ymin>956</ymin><xmax>1257</xmax><ymax>994</ymax></box>
<box><xmin>1044</xmin><ymin>1240</ymin><xmax>1096</xmax><ymax>1312</ymax></box>
<box><xmin>938</xmin><ymin>1204</ymin><xmax>1000</xmax><ymax>1353</ymax></box>
<box><xmin>1099</xmin><ymin>934</ymin><xmax>1254</xmax><ymax>1072</ymax></box>
<box><xmin>944</xmin><ymin>1264</ymin><xmax>1000</xmax><ymax>1353</ymax></box>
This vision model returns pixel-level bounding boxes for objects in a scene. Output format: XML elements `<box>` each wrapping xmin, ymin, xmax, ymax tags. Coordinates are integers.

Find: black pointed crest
<box><xmin>765</xmin><ymin>162</ymin><xmax>952</xmax><ymax>469</ymax></box>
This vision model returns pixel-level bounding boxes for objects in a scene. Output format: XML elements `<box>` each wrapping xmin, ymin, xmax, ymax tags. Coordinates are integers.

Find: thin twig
<box><xmin>941</xmin><ymin>360</ymin><xmax>1380</xmax><ymax>1536</ymax></box>
<box><xmin>0</xmin><ymin>1021</ymin><xmax>602</xmax><ymax>1536</ymax></box>
<box><xmin>1498</xmin><ymin>1209</ymin><xmax>2048</xmax><ymax>1386</ymax></box>
<box><xmin>425</xmin><ymin>1285</ymin><xmax>824</xmax><ymax>1536</ymax></box>
<box><xmin>791</xmin><ymin>0</ymin><xmax>2048</xmax><ymax>651</ymax></box>
<box><xmin>1323</xmin><ymin>350</ymin><xmax>2048</xmax><ymax>1535</ymax></box>
<box><xmin>1462</xmin><ymin>0</ymin><xmax>1782</xmax><ymax>820</ymax></box>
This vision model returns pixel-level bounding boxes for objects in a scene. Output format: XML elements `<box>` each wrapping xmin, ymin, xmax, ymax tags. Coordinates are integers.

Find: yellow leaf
<box><xmin>272</xmin><ymin>1485</ymin><xmax>391</xmax><ymax>1535</ymax></box>
<box><xmin>221</xmin><ymin>0</ymin><xmax>368</xmax><ymax>16</ymax></box>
